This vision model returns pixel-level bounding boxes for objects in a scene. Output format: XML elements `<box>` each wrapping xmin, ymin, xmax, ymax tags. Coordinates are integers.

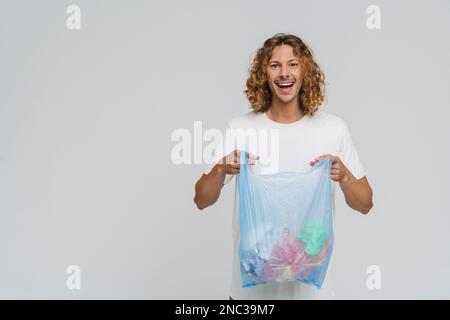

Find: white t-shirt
<box><xmin>204</xmin><ymin>109</ymin><xmax>366</xmax><ymax>300</ymax></box>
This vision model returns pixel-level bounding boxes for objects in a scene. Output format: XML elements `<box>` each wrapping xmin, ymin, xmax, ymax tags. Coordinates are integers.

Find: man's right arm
<box><xmin>193</xmin><ymin>150</ymin><xmax>258</xmax><ymax>211</ymax></box>
<box><xmin>194</xmin><ymin>164</ymin><xmax>228</xmax><ymax>210</ymax></box>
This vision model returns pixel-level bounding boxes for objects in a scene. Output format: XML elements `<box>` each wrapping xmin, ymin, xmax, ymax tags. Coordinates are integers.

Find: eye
<box><xmin>290</xmin><ymin>63</ymin><xmax>299</xmax><ymax>68</ymax></box>
<box><xmin>270</xmin><ymin>64</ymin><xmax>279</xmax><ymax>69</ymax></box>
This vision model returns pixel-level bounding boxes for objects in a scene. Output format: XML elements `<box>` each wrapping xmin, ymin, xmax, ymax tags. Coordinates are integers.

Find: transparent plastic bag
<box><xmin>238</xmin><ymin>151</ymin><xmax>334</xmax><ymax>289</ymax></box>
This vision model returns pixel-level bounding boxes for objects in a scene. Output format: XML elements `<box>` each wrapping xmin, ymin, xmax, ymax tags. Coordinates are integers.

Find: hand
<box><xmin>216</xmin><ymin>150</ymin><xmax>259</xmax><ymax>175</ymax></box>
<box><xmin>309</xmin><ymin>154</ymin><xmax>350</xmax><ymax>183</ymax></box>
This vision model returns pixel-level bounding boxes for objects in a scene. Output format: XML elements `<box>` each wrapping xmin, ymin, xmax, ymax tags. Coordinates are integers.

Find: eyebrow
<box><xmin>269</xmin><ymin>59</ymin><xmax>299</xmax><ymax>64</ymax></box>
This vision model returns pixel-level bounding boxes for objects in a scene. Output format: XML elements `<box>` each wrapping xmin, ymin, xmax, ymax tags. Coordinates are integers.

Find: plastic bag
<box><xmin>237</xmin><ymin>151</ymin><xmax>334</xmax><ymax>289</ymax></box>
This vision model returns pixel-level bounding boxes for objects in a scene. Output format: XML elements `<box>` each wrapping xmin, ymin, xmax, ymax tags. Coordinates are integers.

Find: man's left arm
<box><xmin>310</xmin><ymin>155</ymin><xmax>373</xmax><ymax>215</ymax></box>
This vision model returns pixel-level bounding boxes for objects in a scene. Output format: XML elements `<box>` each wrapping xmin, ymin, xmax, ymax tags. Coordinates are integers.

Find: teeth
<box><xmin>277</xmin><ymin>83</ymin><xmax>293</xmax><ymax>87</ymax></box>
<box><xmin>277</xmin><ymin>82</ymin><xmax>294</xmax><ymax>87</ymax></box>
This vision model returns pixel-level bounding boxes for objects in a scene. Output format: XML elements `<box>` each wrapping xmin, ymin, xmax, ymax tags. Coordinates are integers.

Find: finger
<box><xmin>229</xmin><ymin>149</ymin><xmax>240</xmax><ymax>163</ymax></box>
<box><xmin>223</xmin><ymin>157</ymin><xmax>234</xmax><ymax>165</ymax></box>
<box><xmin>330</xmin><ymin>174</ymin><xmax>339</xmax><ymax>181</ymax></box>
<box><xmin>330</xmin><ymin>169</ymin><xmax>340</xmax><ymax>175</ymax></box>
<box><xmin>230</xmin><ymin>163</ymin><xmax>240</xmax><ymax>169</ymax></box>
<box><xmin>314</xmin><ymin>155</ymin><xmax>324</xmax><ymax>161</ymax></box>
<box><xmin>229</xmin><ymin>168</ymin><xmax>240</xmax><ymax>174</ymax></box>
<box><xmin>248</xmin><ymin>153</ymin><xmax>260</xmax><ymax>160</ymax></box>
<box><xmin>331</xmin><ymin>163</ymin><xmax>341</xmax><ymax>170</ymax></box>
<box><xmin>314</xmin><ymin>154</ymin><xmax>331</xmax><ymax>161</ymax></box>
<box><xmin>227</xmin><ymin>152</ymin><xmax>241</xmax><ymax>164</ymax></box>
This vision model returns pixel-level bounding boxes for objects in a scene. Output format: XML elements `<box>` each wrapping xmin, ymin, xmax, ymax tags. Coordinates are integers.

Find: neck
<box><xmin>266</xmin><ymin>98</ymin><xmax>304</xmax><ymax>124</ymax></box>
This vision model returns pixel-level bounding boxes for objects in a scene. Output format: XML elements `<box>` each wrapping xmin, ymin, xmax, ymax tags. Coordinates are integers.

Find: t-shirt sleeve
<box><xmin>202</xmin><ymin>120</ymin><xmax>236</xmax><ymax>185</ymax></box>
<box><xmin>338</xmin><ymin>121</ymin><xmax>367</xmax><ymax>180</ymax></box>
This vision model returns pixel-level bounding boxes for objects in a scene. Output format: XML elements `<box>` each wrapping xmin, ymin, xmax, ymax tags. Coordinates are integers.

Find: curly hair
<box><xmin>244</xmin><ymin>33</ymin><xmax>326</xmax><ymax>116</ymax></box>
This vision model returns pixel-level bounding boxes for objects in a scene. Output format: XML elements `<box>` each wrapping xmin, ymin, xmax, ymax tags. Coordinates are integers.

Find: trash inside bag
<box><xmin>237</xmin><ymin>151</ymin><xmax>334</xmax><ymax>289</ymax></box>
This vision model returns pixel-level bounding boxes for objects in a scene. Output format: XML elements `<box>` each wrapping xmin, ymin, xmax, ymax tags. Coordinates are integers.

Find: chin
<box><xmin>277</xmin><ymin>95</ymin><xmax>296</xmax><ymax>103</ymax></box>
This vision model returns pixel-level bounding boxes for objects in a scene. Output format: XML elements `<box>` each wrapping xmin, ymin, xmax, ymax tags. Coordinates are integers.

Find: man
<box><xmin>194</xmin><ymin>33</ymin><xmax>373</xmax><ymax>300</ymax></box>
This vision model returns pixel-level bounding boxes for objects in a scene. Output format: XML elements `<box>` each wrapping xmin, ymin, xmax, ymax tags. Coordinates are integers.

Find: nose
<box><xmin>280</xmin><ymin>64</ymin><xmax>289</xmax><ymax>78</ymax></box>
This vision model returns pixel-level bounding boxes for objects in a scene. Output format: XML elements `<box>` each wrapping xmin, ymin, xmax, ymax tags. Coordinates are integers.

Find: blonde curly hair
<box><xmin>244</xmin><ymin>33</ymin><xmax>326</xmax><ymax>116</ymax></box>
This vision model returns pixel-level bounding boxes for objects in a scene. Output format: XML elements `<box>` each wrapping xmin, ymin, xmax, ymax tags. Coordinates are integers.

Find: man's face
<box><xmin>266</xmin><ymin>44</ymin><xmax>303</xmax><ymax>104</ymax></box>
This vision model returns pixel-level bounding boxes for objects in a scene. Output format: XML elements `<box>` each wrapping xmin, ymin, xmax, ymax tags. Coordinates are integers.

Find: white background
<box><xmin>1</xmin><ymin>0</ymin><xmax>449</xmax><ymax>299</ymax></box>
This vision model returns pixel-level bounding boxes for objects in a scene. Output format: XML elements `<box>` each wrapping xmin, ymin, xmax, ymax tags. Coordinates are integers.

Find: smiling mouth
<box><xmin>275</xmin><ymin>81</ymin><xmax>295</xmax><ymax>89</ymax></box>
